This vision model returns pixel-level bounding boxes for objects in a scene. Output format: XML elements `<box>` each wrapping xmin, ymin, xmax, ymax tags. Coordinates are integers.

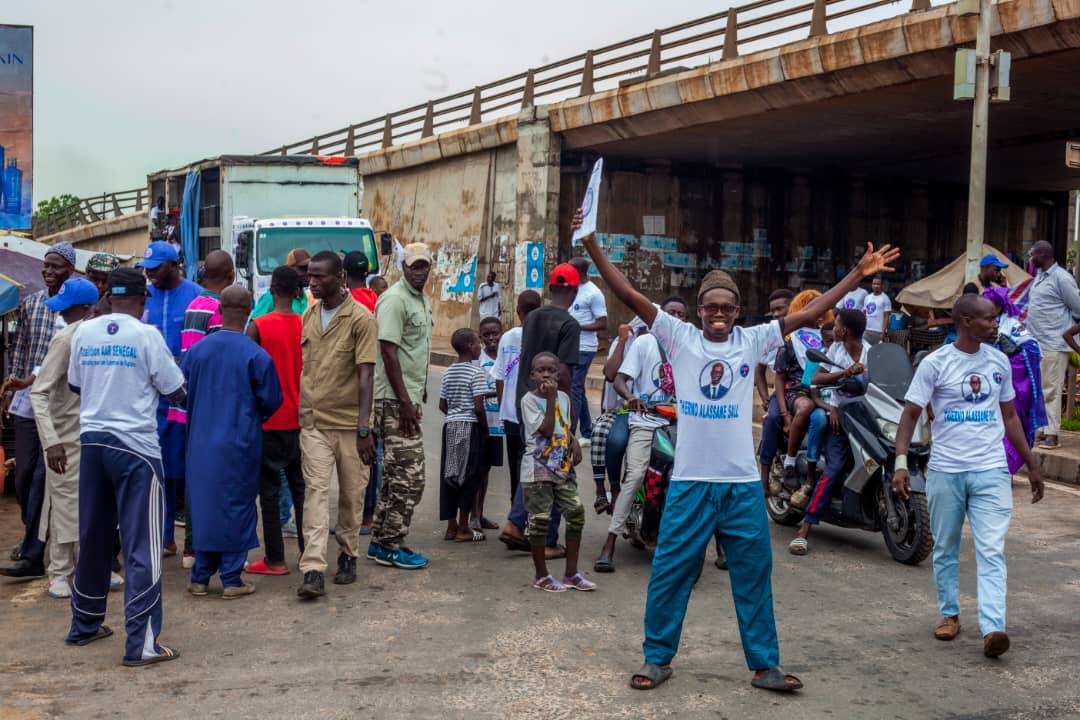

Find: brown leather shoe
<box><xmin>983</xmin><ymin>631</ymin><xmax>1010</xmax><ymax>658</ymax></box>
<box><xmin>933</xmin><ymin>615</ymin><xmax>961</xmax><ymax>641</ymax></box>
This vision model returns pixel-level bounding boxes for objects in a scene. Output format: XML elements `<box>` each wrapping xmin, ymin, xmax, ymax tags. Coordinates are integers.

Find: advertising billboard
<box><xmin>0</xmin><ymin>25</ymin><xmax>32</xmax><ymax>231</ymax></box>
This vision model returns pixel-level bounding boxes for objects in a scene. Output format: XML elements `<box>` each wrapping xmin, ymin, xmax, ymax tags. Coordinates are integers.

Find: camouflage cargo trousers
<box><xmin>371</xmin><ymin>399</ymin><xmax>426</xmax><ymax>550</ymax></box>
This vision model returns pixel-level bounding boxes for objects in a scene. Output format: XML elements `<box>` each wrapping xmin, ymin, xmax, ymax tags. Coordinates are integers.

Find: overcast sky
<box><xmin>11</xmin><ymin>0</ymin><xmax>910</xmax><ymax>205</ymax></box>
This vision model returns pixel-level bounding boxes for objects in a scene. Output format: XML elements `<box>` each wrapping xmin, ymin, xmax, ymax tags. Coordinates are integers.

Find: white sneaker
<box><xmin>109</xmin><ymin>571</ymin><xmax>124</xmax><ymax>591</ymax></box>
<box><xmin>579</xmin><ymin>438</ymin><xmax>592</xmax><ymax>449</ymax></box>
<box><xmin>181</xmin><ymin>554</ymin><xmax>195</xmax><ymax>570</ymax></box>
<box><xmin>48</xmin><ymin>576</ymin><xmax>71</xmax><ymax>599</ymax></box>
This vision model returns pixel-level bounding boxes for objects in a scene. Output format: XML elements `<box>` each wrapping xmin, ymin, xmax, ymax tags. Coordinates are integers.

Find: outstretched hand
<box><xmin>856</xmin><ymin>242</ymin><xmax>900</xmax><ymax>277</ymax></box>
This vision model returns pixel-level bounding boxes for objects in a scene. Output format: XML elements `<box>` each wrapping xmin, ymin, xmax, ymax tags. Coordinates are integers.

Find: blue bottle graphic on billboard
<box><xmin>4</xmin><ymin>160</ymin><xmax>22</xmax><ymax>214</ymax></box>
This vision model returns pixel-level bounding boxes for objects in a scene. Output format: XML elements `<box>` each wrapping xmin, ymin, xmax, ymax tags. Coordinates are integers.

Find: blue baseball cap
<box><xmin>136</xmin><ymin>241</ymin><xmax>179</xmax><ymax>269</ymax></box>
<box><xmin>46</xmin><ymin>278</ymin><xmax>100</xmax><ymax>312</ymax></box>
<box><xmin>980</xmin><ymin>254</ymin><xmax>1008</xmax><ymax>269</ymax></box>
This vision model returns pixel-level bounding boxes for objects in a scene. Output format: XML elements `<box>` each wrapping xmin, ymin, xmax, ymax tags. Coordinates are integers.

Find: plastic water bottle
<box><xmin>4</xmin><ymin>159</ymin><xmax>21</xmax><ymax>214</ymax></box>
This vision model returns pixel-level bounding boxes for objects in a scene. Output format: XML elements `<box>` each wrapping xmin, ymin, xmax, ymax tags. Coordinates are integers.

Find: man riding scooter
<box><xmin>788</xmin><ymin>309</ymin><xmax>869</xmax><ymax>556</ymax></box>
<box><xmin>594</xmin><ymin>297</ymin><xmax>687</xmax><ymax>573</ymax></box>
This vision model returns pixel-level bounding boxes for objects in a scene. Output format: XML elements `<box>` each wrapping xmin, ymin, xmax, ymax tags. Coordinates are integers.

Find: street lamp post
<box><xmin>963</xmin><ymin>0</ymin><xmax>994</xmax><ymax>283</ymax></box>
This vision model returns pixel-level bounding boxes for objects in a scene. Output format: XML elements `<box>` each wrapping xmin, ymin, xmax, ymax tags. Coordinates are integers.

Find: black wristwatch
<box><xmin>356</xmin><ymin>427</ymin><xmax>371</xmax><ymax>438</ymax></box>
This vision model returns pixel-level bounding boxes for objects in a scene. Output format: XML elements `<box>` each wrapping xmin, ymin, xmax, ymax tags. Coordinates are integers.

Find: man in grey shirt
<box><xmin>1026</xmin><ymin>240</ymin><xmax>1080</xmax><ymax>448</ymax></box>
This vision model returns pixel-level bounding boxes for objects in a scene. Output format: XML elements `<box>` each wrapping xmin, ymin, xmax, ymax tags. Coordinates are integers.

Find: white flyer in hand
<box><xmin>572</xmin><ymin>157</ymin><xmax>603</xmax><ymax>246</ymax></box>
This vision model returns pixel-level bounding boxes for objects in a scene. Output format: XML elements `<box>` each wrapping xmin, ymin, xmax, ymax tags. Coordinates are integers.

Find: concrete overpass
<box><xmin>49</xmin><ymin>0</ymin><xmax>1080</xmax><ymax>338</ymax></box>
<box><xmin>350</xmin><ymin>0</ymin><xmax>1080</xmax><ymax>334</ymax></box>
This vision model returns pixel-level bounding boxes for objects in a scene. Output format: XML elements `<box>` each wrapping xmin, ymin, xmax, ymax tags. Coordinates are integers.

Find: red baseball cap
<box><xmin>549</xmin><ymin>262</ymin><xmax>581</xmax><ymax>288</ymax></box>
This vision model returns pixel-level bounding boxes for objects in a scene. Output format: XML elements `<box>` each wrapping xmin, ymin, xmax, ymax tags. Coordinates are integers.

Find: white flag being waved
<box><xmin>572</xmin><ymin>157</ymin><xmax>603</xmax><ymax>246</ymax></box>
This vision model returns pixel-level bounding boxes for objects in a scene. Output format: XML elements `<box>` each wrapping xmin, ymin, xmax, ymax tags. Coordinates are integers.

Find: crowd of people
<box><xmin>0</xmin><ymin>219</ymin><xmax>1072</xmax><ymax>691</ymax></box>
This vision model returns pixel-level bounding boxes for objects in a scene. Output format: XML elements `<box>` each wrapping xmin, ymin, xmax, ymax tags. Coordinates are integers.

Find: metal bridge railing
<box><xmin>33</xmin><ymin>187</ymin><xmax>148</xmax><ymax>238</ymax></box>
<box><xmin>61</xmin><ymin>0</ymin><xmax>937</xmax><ymax>225</ymax></box>
<box><xmin>264</xmin><ymin>0</ymin><xmax>928</xmax><ymax>157</ymax></box>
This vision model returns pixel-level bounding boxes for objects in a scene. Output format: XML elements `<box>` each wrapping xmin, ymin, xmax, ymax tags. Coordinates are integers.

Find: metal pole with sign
<box><xmin>955</xmin><ymin>0</ymin><xmax>1009</xmax><ymax>282</ymax></box>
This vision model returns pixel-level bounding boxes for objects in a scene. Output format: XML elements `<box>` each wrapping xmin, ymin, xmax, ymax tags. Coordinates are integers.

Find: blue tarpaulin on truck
<box><xmin>181</xmin><ymin>170</ymin><xmax>201</xmax><ymax>279</ymax></box>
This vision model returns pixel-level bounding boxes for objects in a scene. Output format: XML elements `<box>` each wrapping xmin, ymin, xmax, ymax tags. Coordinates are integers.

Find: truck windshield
<box><xmin>256</xmin><ymin>226</ymin><xmax>378</xmax><ymax>275</ymax></box>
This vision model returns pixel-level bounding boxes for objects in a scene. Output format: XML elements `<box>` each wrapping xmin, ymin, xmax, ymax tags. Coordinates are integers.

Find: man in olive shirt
<box><xmin>368</xmin><ymin>243</ymin><xmax>434</xmax><ymax>570</ymax></box>
<box><xmin>296</xmin><ymin>251</ymin><xmax>377</xmax><ymax>600</ymax></box>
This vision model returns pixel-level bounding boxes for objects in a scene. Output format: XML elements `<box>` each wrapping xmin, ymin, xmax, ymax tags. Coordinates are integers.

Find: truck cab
<box><xmin>233</xmin><ymin>216</ymin><xmax>379</xmax><ymax>300</ymax></box>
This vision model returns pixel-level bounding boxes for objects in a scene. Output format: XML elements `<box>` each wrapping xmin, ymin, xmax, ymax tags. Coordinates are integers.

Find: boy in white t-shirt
<box><xmin>576</xmin><ymin>211</ymin><xmax>899</xmax><ymax>693</ymax></box>
<box><xmin>893</xmin><ymin>294</ymin><xmax>1043</xmax><ymax>659</ymax></box>
<box><xmin>788</xmin><ymin>309</ymin><xmax>869</xmax><ymax>555</ymax></box>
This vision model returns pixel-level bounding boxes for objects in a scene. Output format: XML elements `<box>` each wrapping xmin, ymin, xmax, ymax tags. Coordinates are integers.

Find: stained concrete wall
<box><xmin>561</xmin><ymin>163</ymin><xmax>1064</xmax><ymax>330</ymax></box>
<box><xmin>36</xmin><ymin>213</ymin><xmax>148</xmax><ymax>257</ymax></box>
<box><xmin>360</xmin><ymin>108</ymin><xmax>561</xmax><ymax>340</ymax></box>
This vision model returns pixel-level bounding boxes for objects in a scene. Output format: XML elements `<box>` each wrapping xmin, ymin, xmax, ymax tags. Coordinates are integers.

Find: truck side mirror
<box><xmin>235</xmin><ymin>230</ymin><xmax>253</xmax><ymax>269</ymax></box>
<box><xmin>380</xmin><ymin>232</ymin><xmax>393</xmax><ymax>256</ymax></box>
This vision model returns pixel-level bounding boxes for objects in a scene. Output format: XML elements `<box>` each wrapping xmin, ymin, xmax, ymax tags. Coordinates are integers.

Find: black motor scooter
<box><xmin>765</xmin><ymin>343</ymin><xmax>934</xmax><ymax>565</ymax></box>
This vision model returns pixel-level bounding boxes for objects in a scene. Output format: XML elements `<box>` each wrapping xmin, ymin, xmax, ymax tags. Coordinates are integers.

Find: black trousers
<box><xmin>13</xmin><ymin>416</ymin><xmax>46</xmax><ymax>564</ymax></box>
<box><xmin>258</xmin><ymin>430</ymin><xmax>305</xmax><ymax>564</ymax></box>
<box><xmin>503</xmin><ymin>421</ymin><xmax>524</xmax><ymax>504</ymax></box>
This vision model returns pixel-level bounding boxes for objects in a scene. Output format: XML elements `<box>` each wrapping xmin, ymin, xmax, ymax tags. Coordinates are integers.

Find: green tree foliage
<box><xmin>32</xmin><ymin>194</ymin><xmax>81</xmax><ymax>224</ymax></box>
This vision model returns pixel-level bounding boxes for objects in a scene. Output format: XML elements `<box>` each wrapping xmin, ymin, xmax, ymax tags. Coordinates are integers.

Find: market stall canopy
<box><xmin>897</xmin><ymin>245</ymin><xmax>1031</xmax><ymax>310</ymax></box>
<box><xmin>0</xmin><ymin>248</ymin><xmax>47</xmax><ymax>310</ymax></box>
<box><xmin>0</xmin><ymin>271</ymin><xmax>20</xmax><ymax>315</ymax></box>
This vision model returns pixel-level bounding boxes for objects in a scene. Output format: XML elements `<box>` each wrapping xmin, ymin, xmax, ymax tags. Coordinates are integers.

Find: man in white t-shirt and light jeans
<box><xmin>893</xmin><ymin>294</ymin><xmax>1043</xmax><ymax>659</ymax></box>
<box><xmin>567</xmin><ymin>256</ymin><xmax>607</xmax><ymax>444</ymax></box>
<box><xmin>576</xmin><ymin>210</ymin><xmax>899</xmax><ymax>694</ymax></box>
<box><xmin>889</xmin><ymin>295</ymin><xmax>1041</xmax><ymax>660</ymax></box>
<box><xmin>65</xmin><ymin>268</ymin><xmax>187</xmax><ymax>667</ymax></box>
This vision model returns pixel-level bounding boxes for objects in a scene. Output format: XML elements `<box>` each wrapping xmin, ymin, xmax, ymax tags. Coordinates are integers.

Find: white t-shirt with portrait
<box><xmin>569</xmin><ymin>281</ymin><xmax>607</xmax><ymax>352</ymax></box>
<box><xmin>477</xmin><ymin>351</ymin><xmax>503</xmax><ymax>436</ymax></box>
<box><xmin>68</xmin><ymin>313</ymin><xmax>185</xmax><ymax>459</ymax></box>
<box><xmin>650</xmin><ymin>312</ymin><xmax>784</xmax><ymax>483</ymax></box>
<box><xmin>863</xmin><ymin>292</ymin><xmax>892</xmax><ymax>331</ymax></box>
<box><xmin>820</xmin><ymin>339</ymin><xmax>870</xmax><ymax>405</ymax></box>
<box><xmin>618</xmin><ymin>333</ymin><xmax>671</xmax><ymax>430</ymax></box>
<box><xmin>904</xmin><ymin>344</ymin><xmax>1014</xmax><ymax>474</ymax></box>
<box><xmin>837</xmin><ymin>287</ymin><xmax>869</xmax><ymax>312</ymax></box>
<box><xmin>490</xmin><ymin>327</ymin><xmax>522</xmax><ymax>425</ymax></box>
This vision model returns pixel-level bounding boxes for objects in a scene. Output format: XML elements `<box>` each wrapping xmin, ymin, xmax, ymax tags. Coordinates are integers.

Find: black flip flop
<box><xmin>480</xmin><ymin>517</ymin><xmax>499</xmax><ymax>530</ymax></box>
<box><xmin>593</xmin><ymin>496</ymin><xmax>611</xmax><ymax>514</ymax></box>
<box><xmin>630</xmin><ymin>662</ymin><xmax>673</xmax><ymax>690</ymax></box>
<box><xmin>498</xmin><ymin>533</ymin><xmax>530</xmax><ymax>552</ymax></box>
<box><xmin>66</xmin><ymin>625</ymin><xmax>113</xmax><ymax>647</ymax></box>
<box><xmin>122</xmin><ymin>644</ymin><xmax>180</xmax><ymax>668</ymax></box>
<box><xmin>750</xmin><ymin>667</ymin><xmax>803</xmax><ymax>692</ymax></box>
<box><xmin>593</xmin><ymin>554</ymin><xmax>615</xmax><ymax>573</ymax></box>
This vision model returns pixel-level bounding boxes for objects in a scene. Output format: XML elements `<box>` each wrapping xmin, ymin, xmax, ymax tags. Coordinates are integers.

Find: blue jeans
<box><xmin>644</xmin><ymin>481</ymin><xmax>780</xmax><ymax>670</ymax></box>
<box><xmin>806</xmin><ymin>408</ymin><xmax>827</xmax><ymax>463</ymax></box>
<box><xmin>571</xmin><ymin>351</ymin><xmax>596</xmax><ymax>439</ymax></box>
<box><xmin>804</xmin><ymin>431</ymin><xmax>850</xmax><ymax>525</ymax></box>
<box><xmin>508</xmin><ymin>482</ymin><xmax>561</xmax><ymax>548</ymax></box>
<box><xmin>927</xmin><ymin>467</ymin><xmax>1013</xmax><ymax>635</ymax></box>
<box><xmin>605</xmin><ymin>412</ymin><xmax>630</xmax><ymax>487</ymax></box>
<box><xmin>758</xmin><ymin>395</ymin><xmax>783</xmax><ymax>466</ymax></box>
<box><xmin>363</xmin><ymin>439</ymin><xmax>384</xmax><ymax>517</ymax></box>
<box><xmin>278</xmin><ymin>470</ymin><xmax>293</xmax><ymax>525</ymax></box>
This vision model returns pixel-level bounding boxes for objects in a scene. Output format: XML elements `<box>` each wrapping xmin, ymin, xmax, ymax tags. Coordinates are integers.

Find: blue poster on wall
<box><xmin>525</xmin><ymin>242</ymin><xmax>544</xmax><ymax>289</ymax></box>
<box><xmin>447</xmin><ymin>255</ymin><xmax>477</xmax><ymax>294</ymax></box>
<box><xmin>0</xmin><ymin>26</ymin><xmax>33</xmax><ymax>231</ymax></box>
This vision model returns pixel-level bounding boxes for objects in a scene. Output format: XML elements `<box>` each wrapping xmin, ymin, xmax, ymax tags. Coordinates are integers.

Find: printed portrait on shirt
<box><xmin>698</xmin><ymin>359</ymin><xmax>733</xmax><ymax>401</ymax></box>
<box><xmin>843</xmin><ymin>298</ymin><xmax>858</xmax><ymax>309</ymax></box>
<box><xmin>864</xmin><ymin>301</ymin><xmax>877</xmax><ymax>316</ymax></box>
<box><xmin>961</xmin><ymin>371</ymin><xmax>992</xmax><ymax>403</ymax></box>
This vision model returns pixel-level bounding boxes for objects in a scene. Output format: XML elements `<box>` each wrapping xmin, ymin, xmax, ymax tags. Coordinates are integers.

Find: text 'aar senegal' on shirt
<box><xmin>68</xmin><ymin>313</ymin><xmax>185</xmax><ymax>459</ymax></box>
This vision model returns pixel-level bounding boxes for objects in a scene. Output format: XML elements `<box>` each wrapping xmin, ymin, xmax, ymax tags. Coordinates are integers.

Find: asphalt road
<box><xmin>2</xmin><ymin>368</ymin><xmax>1080</xmax><ymax>719</ymax></box>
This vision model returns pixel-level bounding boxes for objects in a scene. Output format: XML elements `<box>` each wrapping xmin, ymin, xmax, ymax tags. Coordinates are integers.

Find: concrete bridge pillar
<box><xmin>515</xmin><ymin>105</ymin><xmax>562</xmax><ymax>286</ymax></box>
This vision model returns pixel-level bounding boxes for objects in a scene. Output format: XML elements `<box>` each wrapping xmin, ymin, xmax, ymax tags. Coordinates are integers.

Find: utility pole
<box><xmin>962</xmin><ymin>0</ymin><xmax>993</xmax><ymax>283</ymax></box>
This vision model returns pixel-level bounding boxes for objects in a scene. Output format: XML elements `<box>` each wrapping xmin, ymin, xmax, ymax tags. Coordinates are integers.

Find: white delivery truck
<box><xmin>146</xmin><ymin>155</ymin><xmax>379</xmax><ymax>297</ymax></box>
